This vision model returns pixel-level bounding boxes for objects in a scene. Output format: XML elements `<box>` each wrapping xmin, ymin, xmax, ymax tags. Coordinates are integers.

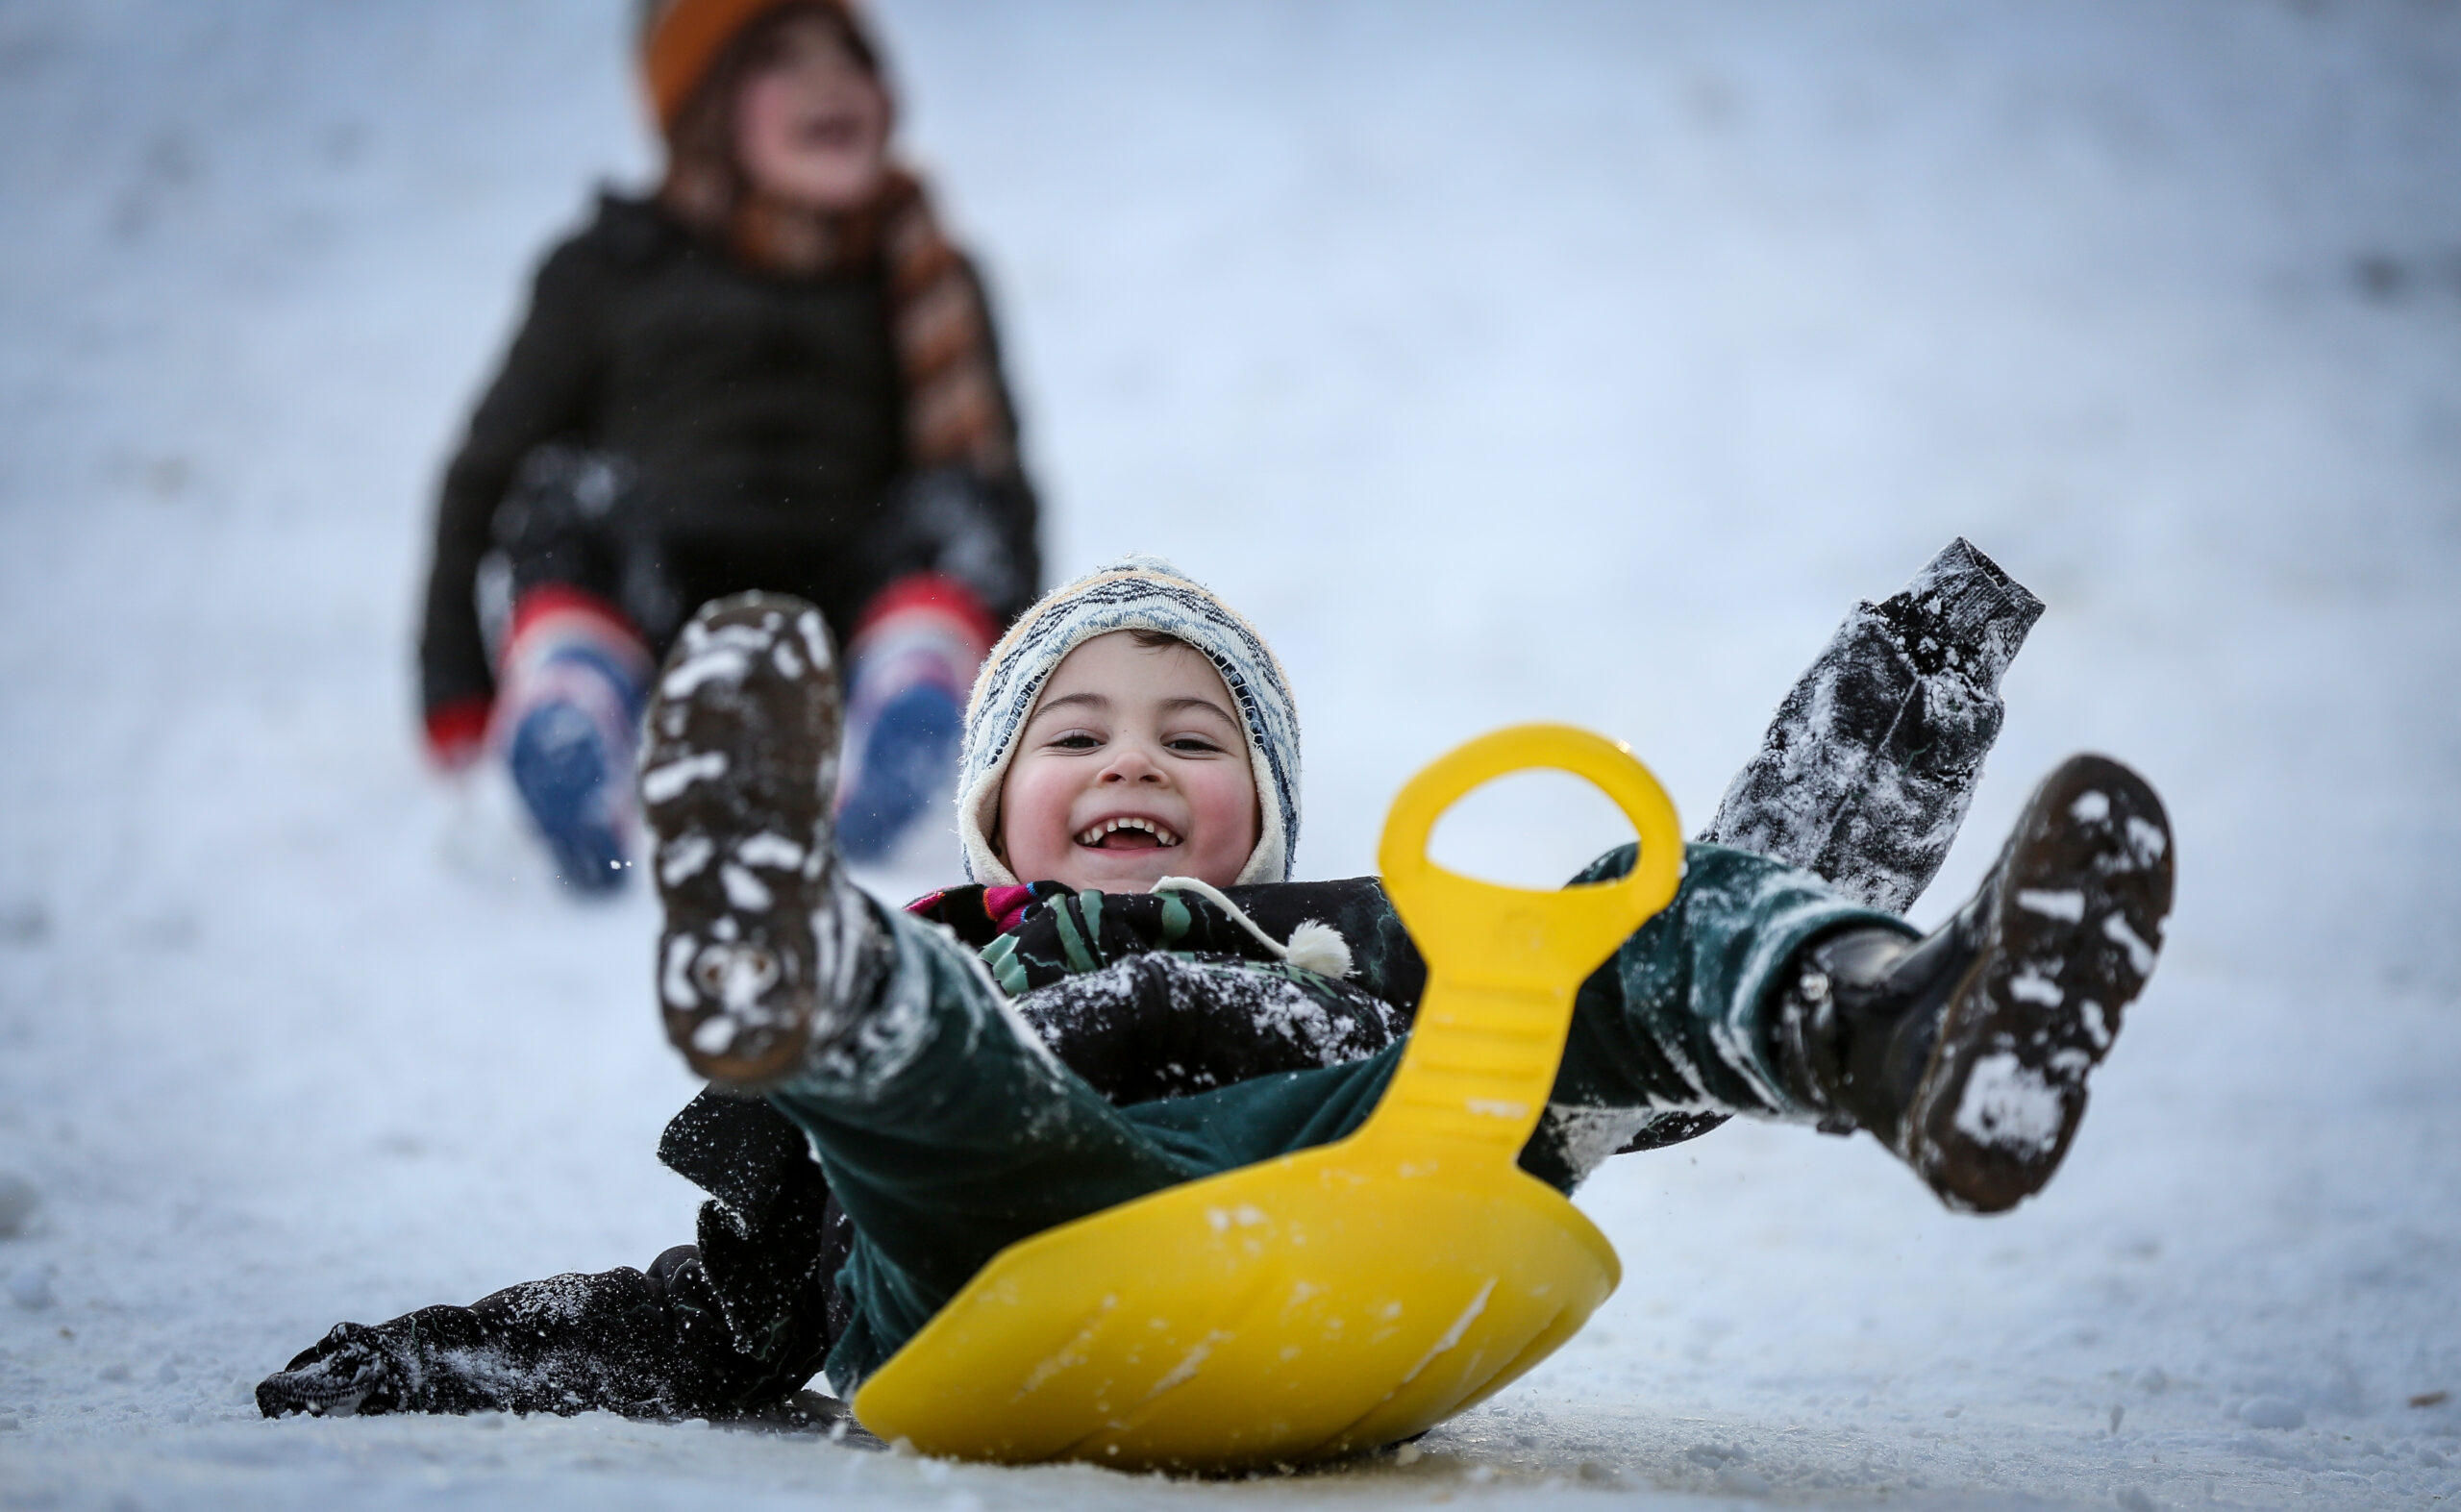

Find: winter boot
<box><xmin>833</xmin><ymin>574</ymin><xmax>995</xmax><ymax>862</ymax></box>
<box><xmin>836</xmin><ymin>682</ymin><xmax>964</xmax><ymax>861</ymax></box>
<box><xmin>1773</xmin><ymin>754</ymin><xmax>2175</xmax><ymax>1212</ymax></box>
<box><xmin>497</xmin><ymin>587</ymin><xmax>654</xmax><ymax>893</ymax></box>
<box><xmin>642</xmin><ymin>593</ymin><xmax>885</xmax><ymax>1085</ymax></box>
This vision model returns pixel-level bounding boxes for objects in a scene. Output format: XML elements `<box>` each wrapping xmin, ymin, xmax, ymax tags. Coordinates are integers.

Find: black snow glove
<box><xmin>257</xmin><ymin>1322</ymin><xmax>415</xmax><ymax>1418</ymax></box>
<box><xmin>1703</xmin><ymin>536</ymin><xmax>2045</xmax><ymax>912</ymax></box>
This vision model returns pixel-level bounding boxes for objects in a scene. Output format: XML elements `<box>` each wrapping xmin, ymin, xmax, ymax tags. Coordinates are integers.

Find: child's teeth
<box><xmin>1075</xmin><ymin>817</ymin><xmax>1181</xmax><ymax>847</ymax></box>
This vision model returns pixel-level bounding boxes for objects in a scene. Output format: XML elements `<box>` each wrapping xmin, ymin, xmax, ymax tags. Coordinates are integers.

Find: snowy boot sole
<box><xmin>642</xmin><ymin>593</ymin><xmax>868</xmax><ymax>1085</ymax></box>
<box><xmin>1901</xmin><ymin>754</ymin><xmax>2175</xmax><ymax>1213</ymax></box>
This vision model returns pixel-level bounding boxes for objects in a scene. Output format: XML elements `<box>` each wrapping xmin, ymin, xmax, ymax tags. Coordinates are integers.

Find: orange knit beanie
<box><xmin>635</xmin><ymin>0</ymin><xmax>879</xmax><ymax>136</ymax></box>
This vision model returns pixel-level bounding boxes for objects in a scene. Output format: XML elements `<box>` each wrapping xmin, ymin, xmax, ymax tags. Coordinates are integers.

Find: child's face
<box><xmin>997</xmin><ymin>632</ymin><xmax>1262</xmax><ymax>894</ymax></box>
<box><xmin>734</xmin><ymin>13</ymin><xmax>889</xmax><ymax>211</ymax></box>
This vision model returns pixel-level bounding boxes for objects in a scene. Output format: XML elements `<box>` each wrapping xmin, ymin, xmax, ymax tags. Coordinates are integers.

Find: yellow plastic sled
<box><xmin>852</xmin><ymin>724</ymin><xmax>1682</xmax><ymax>1471</ymax></box>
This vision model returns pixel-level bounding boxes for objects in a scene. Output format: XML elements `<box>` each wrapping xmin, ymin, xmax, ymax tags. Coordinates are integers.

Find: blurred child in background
<box><xmin>417</xmin><ymin>0</ymin><xmax>1040</xmax><ymax>889</ymax></box>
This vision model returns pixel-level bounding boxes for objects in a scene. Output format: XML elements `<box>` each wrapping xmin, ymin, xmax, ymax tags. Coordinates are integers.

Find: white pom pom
<box><xmin>1282</xmin><ymin>920</ymin><xmax>1354</xmax><ymax>979</ymax></box>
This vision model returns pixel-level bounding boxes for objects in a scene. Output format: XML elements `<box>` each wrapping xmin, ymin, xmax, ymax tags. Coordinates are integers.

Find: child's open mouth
<box><xmin>1075</xmin><ymin>816</ymin><xmax>1181</xmax><ymax>851</ymax></box>
<box><xmin>796</xmin><ymin>114</ymin><xmax>867</xmax><ymax>149</ymax></box>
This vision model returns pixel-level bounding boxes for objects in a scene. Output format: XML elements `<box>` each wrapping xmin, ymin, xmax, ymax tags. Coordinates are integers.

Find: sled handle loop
<box><xmin>1366</xmin><ymin>725</ymin><xmax>1682</xmax><ymax>1162</ymax></box>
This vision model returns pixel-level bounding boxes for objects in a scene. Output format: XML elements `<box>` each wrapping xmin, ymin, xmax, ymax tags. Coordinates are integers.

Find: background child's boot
<box><xmin>642</xmin><ymin>593</ymin><xmax>885</xmax><ymax>1085</ymax></box>
<box><xmin>833</xmin><ymin>574</ymin><xmax>996</xmax><ymax>862</ymax></box>
<box><xmin>496</xmin><ymin>586</ymin><xmax>654</xmax><ymax>892</ymax></box>
<box><xmin>1774</xmin><ymin>754</ymin><xmax>2175</xmax><ymax>1212</ymax></box>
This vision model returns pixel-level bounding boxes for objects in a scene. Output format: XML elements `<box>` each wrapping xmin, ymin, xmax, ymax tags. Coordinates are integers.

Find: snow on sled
<box><xmin>852</xmin><ymin>725</ymin><xmax>1680</xmax><ymax>1471</ymax></box>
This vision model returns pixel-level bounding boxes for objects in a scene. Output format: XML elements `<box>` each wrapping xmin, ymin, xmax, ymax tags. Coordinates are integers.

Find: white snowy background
<box><xmin>3</xmin><ymin>1</ymin><xmax>2458</xmax><ymax>1507</ymax></box>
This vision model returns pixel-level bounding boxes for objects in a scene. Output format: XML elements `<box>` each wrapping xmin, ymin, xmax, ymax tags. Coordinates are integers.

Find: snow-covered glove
<box><xmin>256</xmin><ymin>1322</ymin><xmax>415</xmax><ymax>1418</ymax></box>
<box><xmin>877</xmin><ymin>464</ymin><xmax>1040</xmax><ymax>624</ymax></box>
<box><xmin>1702</xmin><ymin>536</ymin><xmax>2044</xmax><ymax>913</ymax></box>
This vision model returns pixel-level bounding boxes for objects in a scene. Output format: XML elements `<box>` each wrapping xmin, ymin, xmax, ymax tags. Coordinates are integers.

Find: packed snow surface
<box><xmin>5</xmin><ymin>1</ymin><xmax>2461</xmax><ymax>1507</ymax></box>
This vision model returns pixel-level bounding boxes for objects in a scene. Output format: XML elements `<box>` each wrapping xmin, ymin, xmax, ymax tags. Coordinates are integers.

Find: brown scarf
<box><xmin>659</xmin><ymin>77</ymin><xmax>1017</xmax><ymax>476</ymax></box>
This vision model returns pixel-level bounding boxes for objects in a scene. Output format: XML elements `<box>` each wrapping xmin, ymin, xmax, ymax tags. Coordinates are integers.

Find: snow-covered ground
<box><xmin>5</xmin><ymin>1</ymin><xmax>2460</xmax><ymax>1506</ymax></box>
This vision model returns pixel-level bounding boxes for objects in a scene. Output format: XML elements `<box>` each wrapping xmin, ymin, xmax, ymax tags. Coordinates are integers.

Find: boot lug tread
<box><xmin>1903</xmin><ymin>754</ymin><xmax>2175</xmax><ymax>1213</ymax></box>
<box><xmin>641</xmin><ymin>595</ymin><xmax>846</xmax><ymax>1086</ymax></box>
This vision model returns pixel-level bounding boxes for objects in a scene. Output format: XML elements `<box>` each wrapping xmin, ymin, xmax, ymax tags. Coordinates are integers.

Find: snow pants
<box><xmin>778</xmin><ymin>842</ymin><xmax>1905</xmax><ymax>1394</ymax></box>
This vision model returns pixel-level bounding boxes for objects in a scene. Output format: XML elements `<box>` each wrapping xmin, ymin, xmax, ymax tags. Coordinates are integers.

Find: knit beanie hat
<box><xmin>957</xmin><ymin>557</ymin><xmax>1302</xmax><ymax>888</ymax></box>
<box><xmin>636</xmin><ymin>0</ymin><xmax>881</xmax><ymax>136</ymax></box>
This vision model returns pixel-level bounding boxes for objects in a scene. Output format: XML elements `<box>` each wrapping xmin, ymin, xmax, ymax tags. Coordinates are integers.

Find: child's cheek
<box><xmin>996</xmin><ymin>762</ymin><xmax>1061</xmax><ymax>878</ymax></box>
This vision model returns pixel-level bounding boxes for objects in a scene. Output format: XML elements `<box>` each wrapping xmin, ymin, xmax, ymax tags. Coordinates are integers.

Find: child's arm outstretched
<box><xmin>415</xmin><ymin>226</ymin><xmax>609</xmax><ymax>764</ymax></box>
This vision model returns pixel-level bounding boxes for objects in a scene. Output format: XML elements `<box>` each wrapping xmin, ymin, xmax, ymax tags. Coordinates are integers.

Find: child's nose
<box><xmin>1099</xmin><ymin>743</ymin><xmax>1164</xmax><ymax>782</ymax></box>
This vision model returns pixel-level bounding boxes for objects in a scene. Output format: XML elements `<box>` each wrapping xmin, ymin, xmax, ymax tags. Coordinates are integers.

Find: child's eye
<box><xmin>1048</xmin><ymin>731</ymin><xmax>1102</xmax><ymax>751</ymax></box>
<box><xmin>1165</xmin><ymin>735</ymin><xmax>1227</xmax><ymax>756</ymax></box>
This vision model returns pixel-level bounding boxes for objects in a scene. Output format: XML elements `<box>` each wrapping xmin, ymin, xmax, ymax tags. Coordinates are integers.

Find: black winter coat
<box><xmin>416</xmin><ymin>193</ymin><xmax>1033</xmax><ymax>719</ymax></box>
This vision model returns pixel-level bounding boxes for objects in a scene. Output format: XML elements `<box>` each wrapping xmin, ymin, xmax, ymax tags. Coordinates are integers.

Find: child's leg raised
<box><xmin>1539</xmin><ymin>756</ymin><xmax>2174</xmax><ymax>1214</ymax></box>
<box><xmin>1545</xmin><ymin>843</ymin><xmax>1913</xmax><ymax>1142</ymax></box>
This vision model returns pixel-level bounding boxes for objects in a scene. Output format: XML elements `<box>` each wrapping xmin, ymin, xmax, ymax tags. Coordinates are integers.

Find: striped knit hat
<box><xmin>957</xmin><ymin>557</ymin><xmax>1302</xmax><ymax>887</ymax></box>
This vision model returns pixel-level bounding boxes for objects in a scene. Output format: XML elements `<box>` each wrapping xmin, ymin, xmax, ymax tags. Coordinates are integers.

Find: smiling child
<box><xmin>263</xmin><ymin>552</ymin><xmax>2173</xmax><ymax>1429</ymax></box>
<box><xmin>992</xmin><ymin>630</ymin><xmax>1264</xmax><ymax>894</ymax></box>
